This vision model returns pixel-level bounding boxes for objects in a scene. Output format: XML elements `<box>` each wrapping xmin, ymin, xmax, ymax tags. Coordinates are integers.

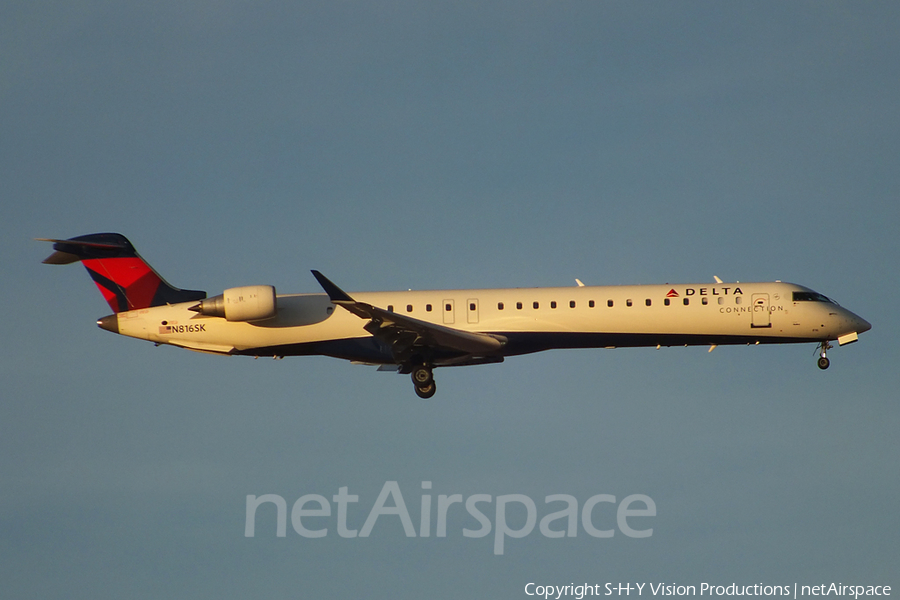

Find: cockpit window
<box><xmin>792</xmin><ymin>291</ymin><xmax>833</xmax><ymax>303</ymax></box>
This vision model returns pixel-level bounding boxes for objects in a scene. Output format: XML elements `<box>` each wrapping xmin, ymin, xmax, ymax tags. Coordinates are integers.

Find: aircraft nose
<box><xmin>843</xmin><ymin>309</ymin><xmax>871</xmax><ymax>335</ymax></box>
<box><xmin>856</xmin><ymin>316</ymin><xmax>872</xmax><ymax>334</ymax></box>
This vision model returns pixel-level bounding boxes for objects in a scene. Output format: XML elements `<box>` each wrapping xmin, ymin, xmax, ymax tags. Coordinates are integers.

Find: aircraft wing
<box><xmin>311</xmin><ymin>271</ymin><xmax>505</xmax><ymax>355</ymax></box>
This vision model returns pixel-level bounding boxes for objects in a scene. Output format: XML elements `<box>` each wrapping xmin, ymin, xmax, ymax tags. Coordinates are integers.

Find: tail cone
<box><xmin>97</xmin><ymin>314</ymin><xmax>119</xmax><ymax>334</ymax></box>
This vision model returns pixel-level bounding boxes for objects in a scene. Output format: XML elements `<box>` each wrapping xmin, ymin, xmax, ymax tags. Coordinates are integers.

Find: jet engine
<box><xmin>189</xmin><ymin>285</ymin><xmax>277</xmax><ymax>321</ymax></box>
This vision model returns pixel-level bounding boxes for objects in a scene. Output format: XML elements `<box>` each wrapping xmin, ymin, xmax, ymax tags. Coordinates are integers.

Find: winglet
<box><xmin>311</xmin><ymin>270</ymin><xmax>355</xmax><ymax>304</ymax></box>
<box><xmin>310</xmin><ymin>270</ymin><xmax>505</xmax><ymax>355</ymax></box>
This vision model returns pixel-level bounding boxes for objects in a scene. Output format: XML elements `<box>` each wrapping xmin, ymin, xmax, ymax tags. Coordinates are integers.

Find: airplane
<box><xmin>40</xmin><ymin>233</ymin><xmax>872</xmax><ymax>398</ymax></box>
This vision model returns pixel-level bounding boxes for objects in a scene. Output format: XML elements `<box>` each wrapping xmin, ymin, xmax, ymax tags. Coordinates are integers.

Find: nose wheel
<box><xmin>817</xmin><ymin>341</ymin><xmax>832</xmax><ymax>370</ymax></box>
<box><xmin>411</xmin><ymin>365</ymin><xmax>436</xmax><ymax>398</ymax></box>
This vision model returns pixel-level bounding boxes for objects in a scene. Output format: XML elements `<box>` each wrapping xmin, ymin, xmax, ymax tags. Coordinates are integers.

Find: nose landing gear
<box><xmin>817</xmin><ymin>341</ymin><xmax>832</xmax><ymax>370</ymax></box>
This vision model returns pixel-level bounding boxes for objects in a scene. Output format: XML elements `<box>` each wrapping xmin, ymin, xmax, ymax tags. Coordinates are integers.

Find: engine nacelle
<box><xmin>189</xmin><ymin>285</ymin><xmax>277</xmax><ymax>322</ymax></box>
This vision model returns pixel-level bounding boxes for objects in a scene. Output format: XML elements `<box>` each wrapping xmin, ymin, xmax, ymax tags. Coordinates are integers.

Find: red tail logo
<box><xmin>42</xmin><ymin>233</ymin><xmax>206</xmax><ymax>313</ymax></box>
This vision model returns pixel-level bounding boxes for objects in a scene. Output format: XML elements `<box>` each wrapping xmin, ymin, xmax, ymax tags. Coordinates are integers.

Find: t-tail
<box><xmin>39</xmin><ymin>233</ymin><xmax>206</xmax><ymax>313</ymax></box>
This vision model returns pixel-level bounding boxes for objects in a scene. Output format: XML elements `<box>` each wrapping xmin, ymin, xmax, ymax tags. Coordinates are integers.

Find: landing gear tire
<box><xmin>411</xmin><ymin>365</ymin><xmax>433</xmax><ymax>387</ymax></box>
<box><xmin>817</xmin><ymin>341</ymin><xmax>832</xmax><ymax>370</ymax></box>
<box><xmin>415</xmin><ymin>381</ymin><xmax>436</xmax><ymax>399</ymax></box>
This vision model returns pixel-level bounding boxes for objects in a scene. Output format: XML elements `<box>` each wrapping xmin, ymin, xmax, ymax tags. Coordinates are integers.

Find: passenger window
<box><xmin>550</xmin><ymin>301</ymin><xmax>557</xmax><ymax>309</ymax></box>
<box><xmin>718</xmin><ymin>297</ymin><xmax>724</xmax><ymax>305</ymax></box>
<box><xmin>626</xmin><ymin>299</ymin><xmax>633</xmax><ymax>307</ymax></box>
<box><xmin>445</xmin><ymin>303</ymin><xmax>452</xmax><ymax>312</ymax></box>
<box><xmin>702</xmin><ymin>298</ymin><xmax>708</xmax><ymax>305</ymax></box>
<box><xmin>735</xmin><ymin>297</ymin><xmax>742</xmax><ymax>305</ymax></box>
<box><xmin>407</xmin><ymin>305</ymin><xmax>413</xmax><ymax>312</ymax></box>
<box><xmin>589</xmin><ymin>300</ymin><xmax>595</xmax><ymax>308</ymax></box>
<box><xmin>426</xmin><ymin>304</ymin><xmax>432</xmax><ymax>312</ymax></box>
<box><xmin>683</xmin><ymin>298</ymin><xmax>689</xmax><ymax>306</ymax></box>
<box><xmin>664</xmin><ymin>298</ymin><xmax>670</xmax><ymax>306</ymax></box>
<box><xmin>607</xmin><ymin>300</ymin><xmax>614</xmax><ymax>307</ymax></box>
<box><xmin>516</xmin><ymin>302</ymin><xmax>523</xmax><ymax>310</ymax></box>
<box><xmin>645</xmin><ymin>299</ymin><xmax>651</xmax><ymax>306</ymax></box>
<box><xmin>569</xmin><ymin>300</ymin><xmax>576</xmax><ymax>308</ymax></box>
<box><xmin>469</xmin><ymin>302</ymin><xmax>476</xmax><ymax>311</ymax></box>
<box><xmin>533</xmin><ymin>301</ymin><xmax>539</xmax><ymax>309</ymax></box>
<box><xmin>498</xmin><ymin>302</ymin><xmax>504</xmax><ymax>310</ymax></box>
<box><xmin>388</xmin><ymin>305</ymin><xmax>394</xmax><ymax>312</ymax></box>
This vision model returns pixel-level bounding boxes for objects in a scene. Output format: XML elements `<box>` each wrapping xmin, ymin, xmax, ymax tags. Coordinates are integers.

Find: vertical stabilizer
<box><xmin>40</xmin><ymin>233</ymin><xmax>206</xmax><ymax>313</ymax></box>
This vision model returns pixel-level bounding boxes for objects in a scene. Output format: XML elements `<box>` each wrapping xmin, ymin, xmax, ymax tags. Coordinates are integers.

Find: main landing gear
<box><xmin>411</xmin><ymin>365</ymin><xmax>436</xmax><ymax>399</ymax></box>
<box><xmin>817</xmin><ymin>341</ymin><xmax>832</xmax><ymax>370</ymax></box>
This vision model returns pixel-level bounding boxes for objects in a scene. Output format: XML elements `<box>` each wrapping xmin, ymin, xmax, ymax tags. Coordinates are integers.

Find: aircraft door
<box><xmin>443</xmin><ymin>299</ymin><xmax>455</xmax><ymax>324</ymax></box>
<box><xmin>751</xmin><ymin>293</ymin><xmax>771</xmax><ymax>328</ymax></box>
<box><xmin>467</xmin><ymin>298</ymin><xmax>479</xmax><ymax>324</ymax></box>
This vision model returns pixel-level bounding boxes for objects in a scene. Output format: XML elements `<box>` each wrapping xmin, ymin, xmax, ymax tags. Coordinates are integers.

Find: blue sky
<box><xmin>3</xmin><ymin>2</ymin><xmax>898</xmax><ymax>598</ymax></box>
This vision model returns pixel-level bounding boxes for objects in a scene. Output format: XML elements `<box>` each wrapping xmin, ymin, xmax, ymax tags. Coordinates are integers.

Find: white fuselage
<box><xmin>105</xmin><ymin>281</ymin><xmax>871</xmax><ymax>365</ymax></box>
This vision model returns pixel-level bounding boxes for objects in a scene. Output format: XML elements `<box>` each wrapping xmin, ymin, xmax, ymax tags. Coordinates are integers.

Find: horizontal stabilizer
<box><xmin>38</xmin><ymin>236</ymin><xmax>131</xmax><ymax>265</ymax></box>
